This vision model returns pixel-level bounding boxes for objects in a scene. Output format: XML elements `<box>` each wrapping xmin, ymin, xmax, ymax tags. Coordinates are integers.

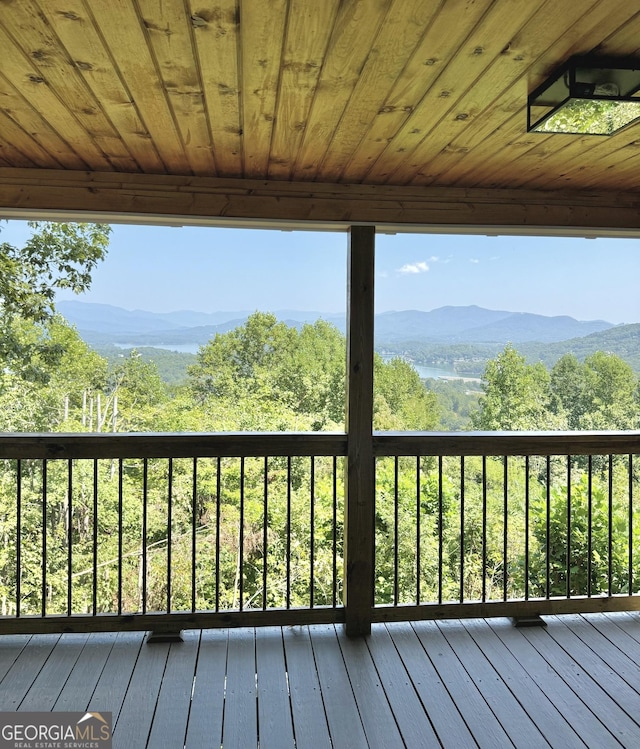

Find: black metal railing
<box><xmin>1</xmin><ymin>431</ymin><xmax>639</xmax><ymax>635</ymax></box>
<box><xmin>373</xmin><ymin>432</ymin><xmax>640</xmax><ymax>621</ymax></box>
<box><xmin>0</xmin><ymin>433</ymin><xmax>346</xmax><ymax>633</ymax></box>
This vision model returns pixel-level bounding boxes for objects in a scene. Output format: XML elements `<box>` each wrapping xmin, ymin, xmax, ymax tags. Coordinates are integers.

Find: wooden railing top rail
<box><xmin>374</xmin><ymin>431</ymin><xmax>640</xmax><ymax>457</ymax></box>
<box><xmin>0</xmin><ymin>432</ymin><xmax>348</xmax><ymax>459</ymax></box>
<box><xmin>0</xmin><ymin>430</ymin><xmax>638</xmax><ymax>461</ymax></box>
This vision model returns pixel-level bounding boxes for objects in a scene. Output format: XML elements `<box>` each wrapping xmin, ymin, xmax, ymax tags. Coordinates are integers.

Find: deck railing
<box><xmin>373</xmin><ymin>432</ymin><xmax>640</xmax><ymax>622</ymax></box>
<box><xmin>0</xmin><ymin>431</ymin><xmax>639</xmax><ymax>636</ymax></box>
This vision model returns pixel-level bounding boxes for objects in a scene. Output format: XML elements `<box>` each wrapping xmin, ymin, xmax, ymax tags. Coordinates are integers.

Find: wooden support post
<box><xmin>344</xmin><ymin>225</ymin><xmax>376</xmax><ymax>637</ymax></box>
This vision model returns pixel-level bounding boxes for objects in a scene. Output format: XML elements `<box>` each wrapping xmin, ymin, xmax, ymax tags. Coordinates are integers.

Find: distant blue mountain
<box><xmin>57</xmin><ymin>301</ymin><xmax>614</xmax><ymax>348</ymax></box>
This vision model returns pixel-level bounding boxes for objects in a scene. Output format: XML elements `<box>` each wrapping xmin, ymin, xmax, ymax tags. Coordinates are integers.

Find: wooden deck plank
<box><xmin>255</xmin><ymin>626</ymin><xmax>295</xmax><ymax>749</ymax></box>
<box><xmin>87</xmin><ymin>631</ymin><xmax>146</xmax><ymax>725</ymax></box>
<box><xmin>462</xmin><ymin>619</ymin><xmax>586</xmax><ymax>749</ymax></box>
<box><xmin>586</xmin><ymin>613</ymin><xmax>640</xmax><ymax>666</ymax></box>
<box><xmin>18</xmin><ymin>634</ymin><xmax>89</xmax><ymax>711</ymax></box>
<box><xmin>539</xmin><ymin>617</ymin><xmax>640</xmax><ymax>725</ymax></box>
<box><xmin>111</xmin><ymin>638</ymin><xmax>171</xmax><ymax>749</ymax></box>
<box><xmin>488</xmin><ymin>618</ymin><xmax>630</xmax><ymax>748</ymax></box>
<box><xmin>338</xmin><ymin>627</ymin><xmax>410</xmax><ymax>748</ymax></box>
<box><xmin>436</xmin><ymin>620</ymin><xmax>550</xmax><ymax>749</ymax></box>
<box><xmin>184</xmin><ymin>629</ymin><xmax>227</xmax><ymax>749</ymax></box>
<box><xmin>367</xmin><ymin>623</ymin><xmax>441</xmax><ymax>749</ymax></box>
<box><xmin>282</xmin><ymin>625</ymin><xmax>332</xmax><ymax>749</ymax></box>
<box><xmin>309</xmin><ymin>624</ymin><xmax>368</xmax><ymax>749</ymax></box>
<box><xmin>552</xmin><ymin>614</ymin><xmax>640</xmax><ymax>691</ymax></box>
<box><xmin>411</xmin><ymin>620</ymin><xmax>513</xmax><ymax>749</ymax></box>
<box><xmin>146</xmin><ymin>630</ymin><xmax>200</xmax><ymax>749</ymax></box>
<box><xmin>53</xmin><ymin>631</ymin><xmax>118</xmax><ymax>711</ymax></box>
<box><xmin>19</xmin><ymin>633</ymin><xmax>88</xmax><ymax>711</ymax></box>
<box><xmin>0</xmin><ymin>634</ymin><xmax>31</xmax><ymax>682</ymax></box>
<box><xmin>388</xmin><ymin>621</ymin><xmax>477</xmax><ymax>748</ymax></box>
<box><xmin>603</xmin><ymin>611</ymin><xmax>640</xmax><ymax>647</ymax></box>
<box><xmin>221</xmin><ymin>628</ymin><xmax>258</xmax><ymax>749</ymax></box>
<box><xmin>0</xmin><ymin>634</ymin><xmax>60</xmax><ymax>710</ymax></box>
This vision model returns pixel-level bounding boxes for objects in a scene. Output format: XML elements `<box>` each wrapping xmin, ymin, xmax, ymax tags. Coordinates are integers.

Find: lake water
<box><xmin>115</xmin><ymin>344</ymin><xmax>475</xmax><ymax>381</ymax></box>
<box><xmin>413</xmin><ymin>364</ymin><xmax>458</xmax><ymax>379</ymax></box>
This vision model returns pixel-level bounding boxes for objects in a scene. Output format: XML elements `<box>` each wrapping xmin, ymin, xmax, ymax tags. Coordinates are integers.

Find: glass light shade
<box><xmin>532</xmin><ymin>98</ymin><xmax>640</xmax><ymax>135</ymax></box>
<box><xmin>528</xmin><ymin>58</ymin><xmax>640</xmax><ymax>135</ymax></box>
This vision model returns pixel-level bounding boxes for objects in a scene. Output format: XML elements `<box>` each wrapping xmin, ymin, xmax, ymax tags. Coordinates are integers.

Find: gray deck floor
<box><xmin>1</xmin><ymin>612</ymin><xmax>640</xmax><ymax>748</ymax></box>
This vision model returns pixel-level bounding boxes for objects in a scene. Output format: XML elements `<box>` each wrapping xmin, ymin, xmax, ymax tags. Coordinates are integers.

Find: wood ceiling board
<box><xmin>340</xmin><ymin>0</ymin><xmax>490</xmax><ymax>183</ymax></box>
<box><xmin>0</xmin><ymin>107</ymin><xmax>64</xmax><ymax>170</ymax></box>
<box><xmin>413</xmin><ymin>0</ymin><xmax>618</xmax><ymax>188</ymax></box>
<box><xmin>1</xmin><ymin>0</ymin><xmax>640</xmax><ymax>200</ymax></box>
<box><xmin>0</xmin><ymin>1</ymin><xmax>138</xmax><ymax>171</ymax></box>
<box><xmin>0</xmin><ymin>71</ymin><xmax>89</xmax><ymax>170</ymax></box>
<box><xmin>240</xmin><ymin>0</ymin><xmax>288</xmax><ymax>178</ymax></box>
<box><xmin>0</xmin><ymin>135</ymin><xmax>38</xmax><ymax>169</ymax></box>
<box><xmin>188</xmin><ymin>0</ymin><xmax>241</xmax><ymax>176</ymax></box>
<box><xmin>316</xmin><ymin>0</ymin><xmax>437</xmax><ymax>183</ymax></box>
<box><xmin>365</xmin><ymin>0</ymin><xmax>547</xmax><ymax>185</ymax></box>
<box><xmin>88</xmin><ymin>0</ymin><xmax>192</xmax><ymax>173</ymax></box>
<box><xmin>294</xmin><ymin>0</ymin><xmax>392</xmax><ymax>181</ymax></box>
<box><xmin>41</xmin><ymin>0</ymin><xmax>166</xmax><ymax>173</ymax></box>
<box><xmin>267</xmin><ymin>0</ymin><xmax>341</xmax><ymax>180</ymax></box>
<box><xmin>0</xmin><ymin>24</ymin><xmax>114</xmax><ymax>170</ymax></box>
<box><xmin>138</xmin><ymin>0</ymin><xmax>216</xmax><ymax>176</ymax></box>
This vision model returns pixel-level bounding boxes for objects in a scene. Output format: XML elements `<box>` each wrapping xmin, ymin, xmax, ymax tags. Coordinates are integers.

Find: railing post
<box><xmin>344</xmin><ymin>225</ymin><xmax>376</xmax><ymax>636</ymax></box>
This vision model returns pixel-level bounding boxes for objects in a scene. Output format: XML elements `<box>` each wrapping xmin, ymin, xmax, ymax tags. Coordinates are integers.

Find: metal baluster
<box><xmin>482</xmin><ymin>456</ymin><xmax>487</xmax><ymax>603</ymax></box>
<box><xmin>460</xmin><ymin>456</ymin><xmax>465</xmax><ymax>603</ymax></box>
<box><xmin>191</xmin><ymin>458</ymin><xmax>198</xmax><ymax>614</ymax></box>
<box><xmin>525</xmin><ymin>456</ymin><xmax>530</xmax><ymax>601</ymax></box>
<box><xmin>263</xmin><ymin>456</ymin><xmax>268</xmax><ymax>611</ymax></box>
<box><xmin>310</xmin><ymin>456</ymin><xmax>315</xmax><ymax>608</ymax></box>
<box><xmin>16</xmin><ymin>460</ymin><xmax>21</xmax><ymax>618</ymax></box>
<box><xmin>566</xmin><ymin>456</ymin><xmax>571</xmax><ymax>599</ymax></box>
<box><xmin>67</xmin><ymin>459</ymin><xmax>73</xmax><ymax>616</ymax></box>
<box><xmin>438</xmin><ymin>456</ymin><xmax>443</xmax><ymax>605</ymax></box>
<box><xmin>503</xmin><ymin>456</ymin><xmax>508</xmax><ymax>602</ymax></box>
<box><xmin>587</xmin><ymin>456</ymin><xmax>593</xmax><ymax>598</ymax></box>
<box><xmin>42</xmin><ymin>459</ymin><xmax>47</xmax><ymax>617</ymax></box>
<box><xmin>416</xmin><ymin>456</ymin><xmax>421</xmax><ymax>606</ymax></box>
<box><xmin>394</xmin><ymin>456</ymin><xmax>399</xmax><ymax>606</ymax></box>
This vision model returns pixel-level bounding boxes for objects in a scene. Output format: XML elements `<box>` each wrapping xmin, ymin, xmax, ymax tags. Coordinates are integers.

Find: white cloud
<box><xmin>428</xmin><ymin>255</ymin><xmax>440</xmax><ymax>262</ymax></box>
<box><xmin>398</xmin><ymin>261</ymin><xmax>429</xmax><ymax>274</ymax></box>
<box><xmin>469</xmin><ymin>258</ymin><xmax>480</xmax><ymax>264</ymax></box>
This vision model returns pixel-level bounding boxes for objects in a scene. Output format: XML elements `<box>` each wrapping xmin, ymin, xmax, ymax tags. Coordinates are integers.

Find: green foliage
<box><xmin>0</xmin><ymin>222</ymin><xmax>110</xmax><ymax>385</ymax></box>
<box><xmin>374</xmin><ymin>357</ymin><xmax>439</xmax><ymax>430</ymax></box>
<box><xmin>427</xmin><ymin>378</ymin><xmax>481</xmax><ymax>430</ymax></box>
<box><xmin>96</xmin><ymin>345</ymin><xmax>196</xmax><ymax>386</ymax></box>
<box><xmin>472</xmin><ymin>346</ymin><xmax>563</xmax><ymax>430</ymax></box>
<box><xmin>0</xmin><ymin>222</ymin><xmax>110</xmax><ymax>322</ymax></box>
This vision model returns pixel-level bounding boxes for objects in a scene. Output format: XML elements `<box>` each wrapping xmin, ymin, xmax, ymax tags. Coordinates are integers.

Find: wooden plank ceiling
<box><xmin>1</xmin><ymin>0</ymin><xmax>640</xmax><ymax>215</ymax></box>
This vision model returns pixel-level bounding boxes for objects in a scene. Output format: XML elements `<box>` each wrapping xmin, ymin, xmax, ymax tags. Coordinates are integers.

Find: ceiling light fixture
<box><xmin>527</xmin><ymin>56</ymin><xmax>640</xmax><ymax>135</ymax></box>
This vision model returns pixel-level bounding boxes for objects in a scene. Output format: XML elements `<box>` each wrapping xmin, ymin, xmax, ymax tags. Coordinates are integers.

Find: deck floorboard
<box><xmin>1</xmin><ymin>613</ymin><xmax>640</xmax><ymax>748</ymax></box>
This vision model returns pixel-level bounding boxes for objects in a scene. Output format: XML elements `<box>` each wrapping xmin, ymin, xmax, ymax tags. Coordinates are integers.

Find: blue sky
<box><xmin>1</xmin><ymin>219</ymin><xmax>638</xmax><ymax>324</ymax></box>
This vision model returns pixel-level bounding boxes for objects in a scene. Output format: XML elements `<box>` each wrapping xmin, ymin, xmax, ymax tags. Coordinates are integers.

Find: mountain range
<box><xmin>57</xmin><ymin>301</ymin><xmax>615</xmax><ymax>348</ymax></box>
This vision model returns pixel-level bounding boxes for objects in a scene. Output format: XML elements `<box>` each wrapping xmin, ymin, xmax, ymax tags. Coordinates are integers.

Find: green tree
<box><xmin>580</xmin><ymin>352</ymin><xmax>639</xmax><ymax>430</ymax></box>
<box><xmin>550</xmin><ymin>353</ymin><xmax>585</xmax><ymax>428</ymax></box>
<box><xmin>0</xmin><ymin>221</ymin><xmax>110</xmax><ymax>383</ymax></box>
<box><xmin>374</xmin><ymin>357</ymin><xmax>439</xmax><ymax>430</ymax></box>
<box><xmin>471</xmin><ymin>345</ymin><xmax>562</xmax><ymax>430</ymax></box>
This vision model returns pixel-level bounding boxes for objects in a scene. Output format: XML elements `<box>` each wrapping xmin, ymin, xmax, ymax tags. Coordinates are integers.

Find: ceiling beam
<box><xmin>1</xmin><ymin>168</ymin><xmax>640</xmax><ymax>236</ymax></box>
